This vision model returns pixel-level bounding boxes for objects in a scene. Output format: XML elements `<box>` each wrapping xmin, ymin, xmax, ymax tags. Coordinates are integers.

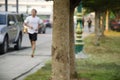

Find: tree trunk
<box><xmin>105</xmin><ymin>10</ymin><xmax>109</xmax><ymax>31</ymax></box>
<box><xmin>51</xmin><ymin>0</ymin><xmax>70</xmax><ymax>80</ymax></box>
<box><xmin>100</xmin><ymin>12</ymin><xmax>105</xmax><ymax>37</ymax></box>
<box><xmin>69</xmin><ymin>8</ymin><xmax>77</xmax><ymax>80</ymax></box>
<box><xmin>95</xmin><ymin>11</ymin><xmax>101</xmax><ymax>46</ymax></box>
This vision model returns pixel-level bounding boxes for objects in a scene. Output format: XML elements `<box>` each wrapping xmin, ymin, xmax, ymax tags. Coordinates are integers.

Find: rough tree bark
<box><xmin>51</xmin><ymin>0</ymin><xmax>81</xmax><ymax>80</ymax></box>
<box><xmin>69</xmin><ymin>1</ymin><xmax>81</xmax><ymax>79</ymax></box>
<box><xmin>51</xmin><ymin>0</ymin><xmax>70</xmax><ymax>80</ymax></box>
<box><xmin>69</xmin><ymin>7</ymin><xmax>77</xmax><ymax>80</ymax></box>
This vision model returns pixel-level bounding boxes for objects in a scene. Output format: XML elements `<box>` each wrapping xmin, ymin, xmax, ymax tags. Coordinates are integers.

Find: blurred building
<box><xmin>0</xmin><ymin>0</ymin><xmax>53</xmax><ymax>15</ymax></box>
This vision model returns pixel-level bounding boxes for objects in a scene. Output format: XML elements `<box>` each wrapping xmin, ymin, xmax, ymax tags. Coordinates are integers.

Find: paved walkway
<box><xmin>0</xmin><ymin>33</ymin><xmax>52</xmax><ymax>80</ymax></box>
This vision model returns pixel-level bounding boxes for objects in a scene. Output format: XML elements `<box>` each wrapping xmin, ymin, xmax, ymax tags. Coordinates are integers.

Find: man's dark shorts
<box><xmin>29</xmin><ymin>33</ymin><xmax>37</xmax><ymax>41</ymax></box>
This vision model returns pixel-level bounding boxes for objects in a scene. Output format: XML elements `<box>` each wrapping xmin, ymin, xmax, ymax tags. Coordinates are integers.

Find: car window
<box><xmin>0</xmin><ymin>14</ymin><xmax>6</xmax><ymax>25</ymax></box>
<box><xmin>16</xmin><ymin>15</ymin><xmax>23</xmax><ymax>22</ymax></box>
<box><xmin>8</xmin><ymin>15</ymin><xmax>16</xmax><ymax>25</ymax></box>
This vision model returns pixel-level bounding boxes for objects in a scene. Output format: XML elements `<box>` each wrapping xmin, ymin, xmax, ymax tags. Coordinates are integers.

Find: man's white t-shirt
<box><xmin>24</xmin><ymin>16</ymin><xmax>41</xmax><ymax>34</ymax></box>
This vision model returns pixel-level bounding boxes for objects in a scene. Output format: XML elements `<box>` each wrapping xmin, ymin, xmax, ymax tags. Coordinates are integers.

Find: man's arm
<box><xmin>38</xmin><ymin>24</ymin><xmax>41</xmax><ymax>29</ymax></box>
<box><xmin>24</xmin><ymin>17</ymin><xmax>33</xmax><ymax>29</ymax></box>
<box><xmin>24</xmin><ymin>22</ymin><xmax>33</xmax><ymax>29</ymax></box>
<box><xmin>35</xmin><ymin>24</ymin><xmax>41</xmax><ymax>31</ymax></box>
<box><xmin>38</xmin><ymin>18</ymin><xmax>42</xmax><ymax>29</ymax></box>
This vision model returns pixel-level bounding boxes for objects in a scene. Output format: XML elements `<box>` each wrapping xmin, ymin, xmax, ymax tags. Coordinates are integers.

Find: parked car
<box><xmin>44</xmin><ymin>19</ymin><xmax>52</xmax><ymax>28</ymax></box>
<box><xmin>0</xmin><ymin>12</ymin><xmax>23</xmax><ymax>54</ymax></box>
<box><xmin>110</xmin><ymin>20</ymin><xmax>120</xmax><ymax>31</ymax></box>
<box><xmin>38</xmin><ymin>19</ymin><xmax>46</xmax><ymax>34</ymax></box>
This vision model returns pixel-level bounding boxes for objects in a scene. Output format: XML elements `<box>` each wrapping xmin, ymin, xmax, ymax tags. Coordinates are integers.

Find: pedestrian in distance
<box><xmin>87</xmin><ymin>18</ymin><xmax>92</xmax><ymax>32</ymax></box>
<box><xmin>24</xmin><ymin>9</ymin><xmax>41</xmax><ymax>58</ymax></box>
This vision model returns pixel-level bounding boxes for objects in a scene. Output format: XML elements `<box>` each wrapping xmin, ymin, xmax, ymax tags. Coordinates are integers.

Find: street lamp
<box><xmin>75</xmin><ymin>2</ymin><xmax>84</xmax><ymax>54</ymax></box>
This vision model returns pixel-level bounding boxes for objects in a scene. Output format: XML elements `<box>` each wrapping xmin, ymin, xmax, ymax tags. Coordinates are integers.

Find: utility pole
<box><xmin>16</xmin><ymin>0</ymin><xmax>19</xmax><ymax>13</ymax></box>
<box><xmin>5</xmin><ymin>0</ymin><xmax>8</xmax><ymax>11</ymax></box>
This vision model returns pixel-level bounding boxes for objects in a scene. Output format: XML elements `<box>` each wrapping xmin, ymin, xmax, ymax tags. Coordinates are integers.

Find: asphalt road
<box><xmin>0</xmin><ymin>28</ymin><xmax>52</xmax><ymax>80</ymax></box>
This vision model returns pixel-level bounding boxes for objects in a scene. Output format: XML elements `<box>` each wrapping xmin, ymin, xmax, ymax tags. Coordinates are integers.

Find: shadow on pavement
<box><xmin>0</xmin><ymin>46</ymin><xmax>31</xmax><ymax>56</ymax></box>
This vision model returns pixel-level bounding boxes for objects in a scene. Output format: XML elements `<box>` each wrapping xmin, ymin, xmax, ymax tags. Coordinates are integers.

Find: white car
<box><xmin>0</xmin><ymin>12</ymin><xmax>23</xmax><ymax>54</ymax></box>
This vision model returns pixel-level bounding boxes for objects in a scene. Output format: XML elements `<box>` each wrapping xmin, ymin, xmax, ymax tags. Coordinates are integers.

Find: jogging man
<box><xmin>87</xmin><ymin>18</ymin><xmax>92</xmax><ymax>32</ymax></box>
<box><xmin>24</xmin><ymin>9</ymin><xmax>41</xmax><ymax>57</ymax></box>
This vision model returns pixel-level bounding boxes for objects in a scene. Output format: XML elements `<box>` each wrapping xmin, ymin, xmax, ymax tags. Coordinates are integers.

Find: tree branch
<box><xmin>71</xmin><ymin>0</ymin><xmax>81</xmax><ymax>8</ymax></box>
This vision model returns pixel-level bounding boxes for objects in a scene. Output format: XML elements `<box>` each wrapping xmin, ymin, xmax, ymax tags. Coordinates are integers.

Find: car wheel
<box><xmin>14</xmin><ymin>34</ymin><xmax>22</xmax><ymax>50</ymax></box>
<box><xmin>38</xmin><ymin>28</ymin><xmax>42</xmax><ymax>34</ymax></box>
<box><xmin>42</xmin><ymin>27</ymin><xmax>46</xmax><ymax>34</ymax></box>
<box><xmin>43</xmin><ymin>30</ymin><xmax>46</xmax><ymax>34</ymax></box>
<box><xmin>0</xmin><ymin>37</ymin><xmax>8</xmax><ymax>54</ymax></box>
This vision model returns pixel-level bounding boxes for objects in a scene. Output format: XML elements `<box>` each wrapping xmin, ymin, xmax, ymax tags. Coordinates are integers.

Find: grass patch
<box><xmin>24</xmin><ymin>31</ymin><xmax>120</xmax><ymax>80</ymax></box>
<box><xmin>84</xmin><ymin>31</ymin><xmax>120</xmax><ymax>55</ymax></box>
<box><xmin>24</xmin><ymin>62</ymin><xmax>51</xmax><ymax>80</ymax></box>
<box><xmin>78</xmin><ymin>31</ymin><xmax>120</xmax><ymax>80</ymax></box>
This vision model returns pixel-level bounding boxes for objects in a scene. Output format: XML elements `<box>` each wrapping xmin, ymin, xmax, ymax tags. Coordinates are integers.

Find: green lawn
<box><xmin>24</xmin><ymin>31</ymin><xmax>120</xmax><ymax>80</ymax></box>
<box><xmin>24</xmin><ymin>61</ymin><xmax>51</xmax><ymax>80</ymax></box>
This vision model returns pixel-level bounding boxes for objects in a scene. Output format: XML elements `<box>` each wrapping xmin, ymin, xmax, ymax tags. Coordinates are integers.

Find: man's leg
<box><xmin>89</xmin><ymin>27</ymin><xmax>91</xmax><ymax>32</ymax></box>
<box><xmin>29</xmin><ymin>33</ymin><xmax>37</xmax><ymax>57</ymax></box>
<box><xmin>31</xmin><ymin>41</ymin><xmax>36</xmax><ymax>57</ymax></box>
<box><xmin>88</xmin><ymin>24</ymin><xmax>91</xmax><ymax>32</ymax></box>
<box><xmin>29</xmin><ymin>34</ymin><xmax>33</xmax><ymax>47</ymax></box>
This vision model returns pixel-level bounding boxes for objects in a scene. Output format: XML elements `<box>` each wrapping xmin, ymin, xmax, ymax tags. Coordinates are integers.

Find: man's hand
<box><xmin>35</xmin><ymin>28</ymin><xmax>38</xmax><ymax>31</ymax></box>
<box><xmin>24</xmin><ymin>23</ymin><xmax>33</xmax><ymax>29</ymax></box>
<box><xmin>38</xmin><ymin>24</ymin><xmax>41</xmax><ymax>29</ymax></box>
<box><xmin>29</xmin><ymin>26</ymin><xmax>33</xmax><ymax>29</ymax></box>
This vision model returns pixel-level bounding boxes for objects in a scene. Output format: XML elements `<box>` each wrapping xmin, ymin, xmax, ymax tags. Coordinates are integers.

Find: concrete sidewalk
<box><xmin>17</xmin><ymin>38</ymin><xmax>52</xmax><ymax>80</ymax></box>
<box><xmin>0</xmin><ymin>34</ymin><xmax>52</xmax><ymax>80</ymax></box>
